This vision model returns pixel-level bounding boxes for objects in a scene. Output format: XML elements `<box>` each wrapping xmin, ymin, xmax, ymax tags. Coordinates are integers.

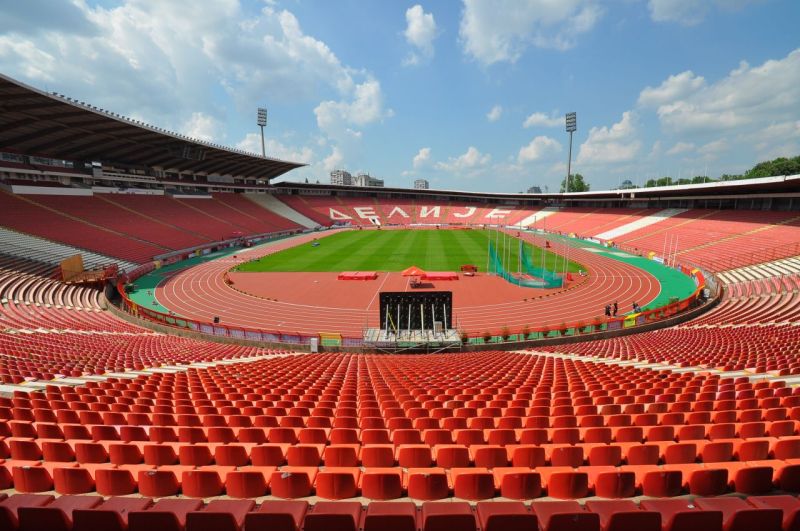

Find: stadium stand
<box><xmin>272</xmin><ymin>195</ymin><xmax>337</xmax><ymax>227</ymax></box>
<box><xmin>540</xmin><ymin>260</ymin><xmax>800</xmax><ymax>373</ymax></box>
<box><xmin>0</xmin><ymin>191</ymin><xmax>167</xmax><ymax>265</ymax></box>
<box><xmin>3</xmin><ymin>73</ymin><xmax>800</xmax><ymax>528</ymax></box>
<box><xmin>3</xmin><ymin>350</ymin><xmax>800</xmax><ymax>530</ymax></box>
<box><xmin>242</xmin><ymin>193</ymin><xmax>321</xmax><ymax>229</ymax></box>
<box><xmin>0</xmin><ymin>192</ymin><xmax>301</xmax><ymax>266</ymax></box>
<box><xmin>718</xmin><ymin>257</ymin><xmax>800</xmax><ymax>286</ymax></box>
<box><xmin>611</xmin><ymin>209</ymin><xmax>800</xmax><ymax>271</ymax></box>
<box><xmin>0</xmin><ymin>225</ymin><xmax>136</xmax><ymax>273</ymax></box>
<box><xmin>527</xmin><ymin>207</ymin><xmax>660</xmax><ymax>236</ymax></box>
<box><xmin>277</xmin><ymin>195</ymin><xmax>545</xmax><ymax>227</ymax></box>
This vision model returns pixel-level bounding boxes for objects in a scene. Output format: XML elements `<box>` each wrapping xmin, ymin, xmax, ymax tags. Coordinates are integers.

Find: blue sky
<box><xmin>0</xmin><ymin>0</ymin><xmax>798</xmax><ymax>192</ymax></box>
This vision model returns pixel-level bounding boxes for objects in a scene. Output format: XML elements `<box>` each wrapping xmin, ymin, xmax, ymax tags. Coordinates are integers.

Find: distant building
<box><xmin>527</xmin><ymin>185</ymin><xmax>542</xmax><ymax>194</ymax></box>
<box><xmin>330</xmin><ymin>170</ymin><xmax>352</xmax><ymax>186</ymax></box>
<box><xmin>331</xmin><ymin>169</ymin><xmax>384</xmax><ymax>187</ymax></box>
<box><xmin>414</xmin><ymin>179</ymin><xmax>429</xmax><ymax>190</ymax></box>
<box><xmin>353</xmin><ymin>172</ymin><xmax>384</xmax><ymax>187</ymax></box>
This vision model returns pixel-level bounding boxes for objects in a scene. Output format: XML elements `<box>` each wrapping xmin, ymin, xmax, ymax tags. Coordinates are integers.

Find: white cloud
<box><xmin>577</xmin><ymin>111</ymin><xmax>642</xmax><ymax>164</ymax></box>
<box><xmin>518</xmin><ymin>136</ymin><xmax>562</xmax><ymax>163</ymax></box>
<box><xmin>182</xmin><ymin>112</ymin><xmax>222</xmax><ymax>143</ymax></box>
<box><xmin>436</xmin><ymin>146</ymin><xmax>491</xmax><ymax>172</ymax></box>
<box><xmin>648</xmin><ymin>0</ymin><xmax>760</xmax><ymax>26</ymax></box>
<box><xmin>697</xmin><ymin>139</ymin><xmax>728</xmax><ymax>158</ymax></box>
<box><xmin>314</xmin><ymin>78</ymin><xmax>393</xmax><ymax>138</ymax></box>
<box><xmin>459</xmin><ymin>0</ymin><xmax>603</xmax><ymax>65</ymax></box>
<box><xmin>666</xmin><ymin>141</ymin><xmax>695</xmax><ymax>155</ymax></box>
<box><xmin>486</xmin><ymin>105</ymin><xmax>503</xmax><ymax>122</ymax></box>
<box><xmin>236</xmin><ymin>133</ymin><xmax>315</xmax><ymax>163</ymax></box>
<box><xmin>648</xmin><ymin>0</ymin><xmax>709</xmax><ymax>25</ymax></box>
<box><xmin>0</xmin><ymin>1</ymin><xmax>391</xmax><ymax>175</ymax></box>
<box><xmin>413</xmin><ymin>147</ymin><xmax>432</xmax><ymax>169</ymax></box>
<box><xmin>638</xmin><ymin>71</ymin><xmax>705</xmax><ymax>107</ymax></box>
<box><xmin>647</xmin><ymin>49</ymin><xmax>800</xmax><ymax>134</ymax></box>
<box><xmin>523</xmin><ymin>111</ymin><xmax>562</xmax><ymax>128</ymax></box>
<box><xmin>403</xmin><ymin>4</ymin><xmax>437</xmax><ymax>66</ymax></box>
<box><xmin>323</xmin><ymin>146</ymin><xmax>344</xmax><ymax>172</ymax></box>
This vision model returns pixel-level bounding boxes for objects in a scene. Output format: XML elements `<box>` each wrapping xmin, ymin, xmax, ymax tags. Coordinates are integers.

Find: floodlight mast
<box><xmin>257</xmin><ymin>107</ymin><xmax>268</xmax><ymax>157</ymax></box>
<box><xmin>565</xmin><ymin>112</ymin><xmax>577</xmax><ymax>193</ymax></box>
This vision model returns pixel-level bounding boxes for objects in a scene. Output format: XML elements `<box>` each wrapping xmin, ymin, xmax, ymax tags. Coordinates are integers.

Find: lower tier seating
<box><xmin>1</xmin><ymin>494</ymin><xmax>798</xmax><ymax>531</ymax></box>
<box><xmin>2</xmin><ymin>352</ymin><xmax>800</xmax><ymax>523</ymax></box>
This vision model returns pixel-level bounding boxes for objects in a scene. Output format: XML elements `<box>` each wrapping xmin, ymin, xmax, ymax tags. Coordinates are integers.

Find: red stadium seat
<box><xmin>363</xmin><ymin>502</ymin><xmax>417</xmax><ymax>531</ymax></box>
<box><xmin>421</xmin><ymin>502</ymin><xmax>476</xmax><ymax>531</ymax></box>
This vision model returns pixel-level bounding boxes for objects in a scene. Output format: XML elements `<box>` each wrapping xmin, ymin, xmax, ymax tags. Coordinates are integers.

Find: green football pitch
<box><xmin>235</xmin><ymin>229</ymin><xmax>583</xmax><ymax>273</ymax></box>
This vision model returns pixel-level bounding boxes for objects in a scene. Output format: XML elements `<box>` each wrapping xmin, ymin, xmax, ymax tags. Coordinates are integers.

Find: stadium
<box><xmin>1</xmin><ymin>2</ymin><xmax>800</xmax><ymax>529</ymax></box>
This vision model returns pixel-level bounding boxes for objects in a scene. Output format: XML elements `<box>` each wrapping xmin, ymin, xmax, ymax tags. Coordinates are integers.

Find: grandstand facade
<box><xmin>2</xmin><ymin>73</ymin><xmax>800</xmax><ymax>530</ymax></box>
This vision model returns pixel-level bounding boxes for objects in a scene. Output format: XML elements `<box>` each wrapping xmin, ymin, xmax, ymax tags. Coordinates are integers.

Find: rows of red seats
<box><xmin>0</xmin><ymin>255</ymin><xmax>53</xmax><ymax>277</ymax></box>
<box><xmin>0</xmin><ymin>270</ymin><xmax>273</xmax><ymax>382</ymax></box>
<box><xmin>541</xmin><ymin>325</ymin><xmax>800</xmax><ymax>374</ymax></box>
<box><xmin>276</xmin><ymin>195</ymin><xmax>542</xmax><ymax>227</ymax></box>
<box><xmin>212</xmin><ymin>193</ymin><xmax>302</xmax><ymax>234</ymax></box>
<box><xmin>0</xmin><ymin>192</ymin><xmax>300</xmax><ymax>264</ymax></box>
<box><xmin>3</xmin><ymin>494</ymin><xmax>799</xmax><ymax>531</ymax></box>
<box><xmin>527</xmin><ymin>207</ymin><xmax>658</xmax><ymax>236</ymax></box>
<box><xmin>0</xmin><ymin>270</ymin><xmax>127</xmax><ymax>332</ymax></box>
<box><xmin>542</xmin><ymin>268</ymin><xmax>800</xmax><ymax>372</ymax></box>
<box><xmin>724</xmin><ymin>274</ymin><xmax>800</xmax><ymax>299</ymax></box>
<box><xmin>0</xmin><ymin>333</ymin><xmax>270</xmax><ymax>383</ymax></box>
<box><xmin>0</xmin><ymin>191</ymin><xmax>165</xmax><ymax>264</ymax></box>
<box><xmin>3</xmin><ymin>352</ymin><xmax>800</xmax><ymax>506</ymax></box>
<box><xmin>689</xmin><ymin>292</ymin><xmax>800</xmax><ymax>326</ymax></box>
<box><xmin>612</xmin><ymin>209</ymin><xmax>800</xmax><ymax>271</ymax></box>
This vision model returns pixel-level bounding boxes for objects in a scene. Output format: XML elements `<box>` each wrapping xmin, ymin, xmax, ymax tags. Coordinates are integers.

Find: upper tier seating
<box><xmin>276</xmin><ymin>196</ymin><xmax>543</xmax><ymax>227</ymax></box>
<box><xmin>0</xmin><ymin>191</ymin><xmax>165</xmax><ymax>264</ymax></box>
<box><xmin>211</xmin><ymin>193</ymin><xmax>301</xmax><ymax>234</ymax></box>
<box><xmin>0</xmin><ymin>192</ymin><xmax>300</xmax><ymax>265</ymax></box>
<box><xmin>527</xmin><ymin>207</ymin><xmax>659</xmax><ymax>236</ymax></box>
<box><xmin>612</xmin><ymin>209</ymin><xmax>800</xmax><ymax>271</ymax></box>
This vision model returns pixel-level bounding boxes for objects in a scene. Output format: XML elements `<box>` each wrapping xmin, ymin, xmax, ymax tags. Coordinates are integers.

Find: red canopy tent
<box><xmin>401</xmin><ymin>266</ymin><xmax>426</xmax><ymax>276</ymax></box>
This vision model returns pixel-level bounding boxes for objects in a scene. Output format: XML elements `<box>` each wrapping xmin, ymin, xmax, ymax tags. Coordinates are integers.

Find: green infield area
<box><xmin>234</xmin><ymin>229</ymin><xmax>583</xmax><ymax>273</ymax></box>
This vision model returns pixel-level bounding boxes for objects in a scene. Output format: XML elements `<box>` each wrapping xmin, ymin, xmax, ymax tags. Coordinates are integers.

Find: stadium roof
<box><xmin>276</xmin><ymin>173</ymin><xmax>800</xmax><ymax>202</ymax></box>
<box><xmin>0</xmin><ymin>73</ymin><xmax>305</xmax><ymax>180</ymax></box>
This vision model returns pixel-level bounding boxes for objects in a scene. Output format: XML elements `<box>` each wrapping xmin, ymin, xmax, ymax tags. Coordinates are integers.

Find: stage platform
<box><xmin>363</xmin><ymin>328</ymin><xmax>462</xmax><ymax>350</ymax></box>
<box><xmin>337</xmin><ymin>271</ymin><xmax>378</xmax><ymax>280</ymax></box>
<box><xmin>422</xmin><ymin>271</ymin><xmax>458</xmax><ymax>280</ymax></box>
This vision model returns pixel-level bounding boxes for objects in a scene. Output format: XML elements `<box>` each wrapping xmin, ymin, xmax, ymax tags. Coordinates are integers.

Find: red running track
<box><xmin>156</xmin><ymin>229</ymin><xmax>661</xmax><ymax>336</ymax></box>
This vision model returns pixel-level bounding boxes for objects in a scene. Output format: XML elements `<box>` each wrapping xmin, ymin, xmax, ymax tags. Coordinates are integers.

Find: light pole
<box><xmin>565</xmin><ymin>112</ymin><xmax>576</xmax><ymax>193</ymax></box>
<box><xmin>257</xmin><ymin>107</ymin><xmax>268</xmax><ymax>157</ymax></box>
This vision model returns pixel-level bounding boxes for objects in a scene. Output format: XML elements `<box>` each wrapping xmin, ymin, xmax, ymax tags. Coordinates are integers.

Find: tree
<box><xmin>645</xmin><ymin>176</ymin><xmax>673</xmax><ymax>188</ymax></box>
<box><xmin>638</xmin><ymin>154</ymin><xmax>798</xmax><ymax>188</ymax></box>
<box><xmin>560</xmin><ymin>173</ymin><xmax>590</xmax><ymax>192</ymax></box>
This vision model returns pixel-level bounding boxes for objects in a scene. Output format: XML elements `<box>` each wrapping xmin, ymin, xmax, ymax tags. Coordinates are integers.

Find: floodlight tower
<box><xmin>257</xmin><ymin>107</ymin><xmax>268</xmax><ymax>157</ymax></box>
<box><xmin>565</xmin><ymin>112</ymin><xmax>577</xmax><ymax>193</ymax></box>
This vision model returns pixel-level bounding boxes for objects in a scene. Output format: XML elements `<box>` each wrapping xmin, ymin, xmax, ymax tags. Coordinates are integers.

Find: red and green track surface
<box><xmin>129</xmin><ymin>228</ymin><xmax>696</xmax><ymax>337</ymax></box>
